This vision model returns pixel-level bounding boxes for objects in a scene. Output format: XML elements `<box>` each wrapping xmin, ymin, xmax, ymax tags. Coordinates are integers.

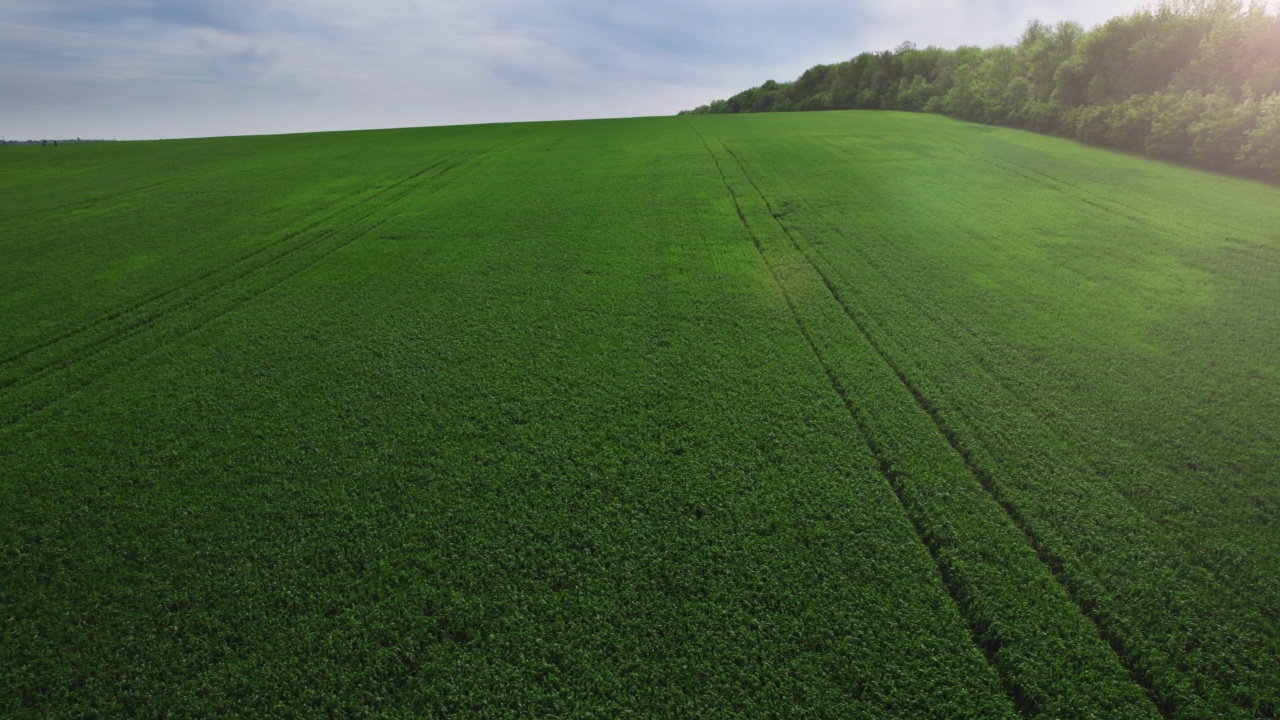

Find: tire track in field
<box><xmin>927</xmin><ymin>131</ymin><xmax>1211</xmax><ymax>240</ymax></box>
<box><xmin>689</xmin><ymin>123</ymin><xmax>1022</xmax><ymax>716</ymax></box>
<box><xmin>1</xmin><ymin>127</ymin><xmax>536</xmax><ymax>374</ymax></box>
<box><xmin>0</xmin><ymin>152</ymin><xmax>463</xmax><ymax>376</ymax></box>
<box><xmin>808</xmin><ymin>196</ymin><xmax>1193</xmax><ymax>526</ymax></box>
<box><xmin>781</xmin><ymin>153</ymin><xmax>1271</xmax><ymax>715</ymax></box>
<box><xmin>0</xmin><ymin>136</ymin><xmax>514</xmax><ymax>428</ymax></box>
<box><xmin>803</xmin><ymin>134</ymin><xmax>1274</xmax><ymax>461</ymax></box>
<box><xmin>1</xmin><ymin>151</ymin><xmax>293</xmax><ymax>230</ymax></box>
<box><xmin>0</xmin><ymin>219</ymin><xmax>393</xmax><ymax>428</ymax></box>
<box><xmin>928</xmin><ymin>132</ymin><xmax>1280</xmax><ymax>451</ymax></box>
<box><xmin>717</xmin><ymin>140</ymin><xmax>1173</xmax><ymax>719</ymax></box>
<box><xmin>782</xmin><ymin>132</ymin><xmax>1277</xmax><ymax>713</ymax></box>
<box><xmin>775</xmin><ymin>169</ymin><xmax>1180</xmax><ymax>527</ymax></box>
<box><xmin>0</xmin><ymin>160</ymin><xmax>444</xmax><ymax>394</ymax></box>
<box><xmin>3</xmin><ymin>178</ymin><xmax>172</xmax><ymax>224</ymax></box>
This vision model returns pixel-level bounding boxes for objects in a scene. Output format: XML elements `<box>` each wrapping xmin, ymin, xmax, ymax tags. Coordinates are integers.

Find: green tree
<box><xmin>1237</xmin><ymin>92</ymin><xmax>1280</xmax><ymax>178</ymax></box>
<box><xmin>1188</xmin><ymin>89</ymin><xmax>1259</xmax><ymax>168</ymax></box>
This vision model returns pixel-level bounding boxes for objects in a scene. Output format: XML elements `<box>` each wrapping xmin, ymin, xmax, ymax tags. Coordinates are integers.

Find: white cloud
<box><xmin>859</xmin><ymin>0</ymin><xmax>1151</xmax><ymax>51</ymax></box>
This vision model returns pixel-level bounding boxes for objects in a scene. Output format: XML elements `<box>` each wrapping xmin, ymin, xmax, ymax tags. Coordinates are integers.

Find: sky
<box><xmin>2</xmin><ymin>0</ymin><xmax>1157</xmax><ymax>140</ymax></box>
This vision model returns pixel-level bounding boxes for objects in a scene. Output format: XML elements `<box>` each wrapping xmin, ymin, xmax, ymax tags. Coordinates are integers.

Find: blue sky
<box><xmin>2</xmin><ymin>0</ymin><xmax>1154</xmax><ymax>140</ymax></box>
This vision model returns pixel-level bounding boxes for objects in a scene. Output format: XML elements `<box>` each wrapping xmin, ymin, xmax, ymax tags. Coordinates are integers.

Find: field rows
<box><xmin>695</xmin><ymin>124</ymin><xmax>1161</xmax><ymax>719</ymax></box>
<box><xmin>694</xmin><ymin>113</ymin><xmax>1280</xmax><ymax>718</ymax></box>
<box><xmin>2</xmin><ymin>112</ymin><xmax>1278</xmax><ymax>717</ymax></box>
<box><xmin>0</xmin><ymin>148</ymin><xmax>501</xmax><ymax>427</ymax></box>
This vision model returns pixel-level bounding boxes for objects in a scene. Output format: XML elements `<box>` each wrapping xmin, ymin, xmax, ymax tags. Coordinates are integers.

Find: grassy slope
<box><xmin>1</xmin><ymin>121</ymin><xmax>1013</xmax><ymax>717</ymax></box>
<box><xmin>1</xmin><ymin>112</ymin><xmax>1277</xmax><ymax>717</ymax></box>
<box><xmin>690</xmin><ymin>111</ymin><xmax>1280</xmax><ymax>717</ymax></box>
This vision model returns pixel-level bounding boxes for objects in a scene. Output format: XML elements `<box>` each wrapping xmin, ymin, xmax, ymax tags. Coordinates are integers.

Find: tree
<box><xmin>1188</xmin><ymin>89</ymin><xmax>1259</xmax><ymax>169</ymax></box>
<box><xmin>1238</xmin><ymin>92</ymin><xmax>1280</xmax><ymax>179</ymax></box>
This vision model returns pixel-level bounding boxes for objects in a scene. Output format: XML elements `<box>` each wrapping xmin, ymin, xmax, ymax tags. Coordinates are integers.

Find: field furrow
<box><xmin>0</xmin><ymin>117</ymin><xmax>1043</xmax><ymax>718</ymax></box>
<box><xmin>697</xmin><ymin>123</ymin><xmax>1166</xmax><ymax>719</ymax></box>
<box><xmin>0</xmin><ymin>151</ymin><xmax>469</xmax><ymax>373</ymax></box>
<box><xmin>2</xmin><ymin>112</ymin><xmax>1276</xmax><ymax>718</ymax></box>
<box><xmin>721</xmin><ymin>138</ymin><xmax>1173</xmax><ymax>713</ymax></box>
<box><xmin>695</xmin><ymin>127</ymin><xmax>1026</xmax><ymax>716</ymax></box>
<box><xmin>0</xmin><ymin>150</ymin><xmax>495</xmax><ymax>427</ymax></box>
<box><xmin>703</xmin><ymin>112</ymin><xmax>1279</xmax><ymax>717</ymax></box>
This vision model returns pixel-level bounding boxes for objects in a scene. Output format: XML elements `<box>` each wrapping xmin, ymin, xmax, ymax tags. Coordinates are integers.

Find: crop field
<box><xmin>2</xmin><ymin>112</ymin><xmax>1278</xmax><ymax>718</ymax></box>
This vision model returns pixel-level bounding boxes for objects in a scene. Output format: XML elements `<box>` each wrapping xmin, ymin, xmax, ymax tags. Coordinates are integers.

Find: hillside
<box><xmin>2</xmin><ymin>112</ymin><xmax>1278</xmax><ymax>717</ymax></box>
<box><xmin>683</xmin><ymin>2</ymin><xmax>1280</xmax><ymax>183</ymax></box>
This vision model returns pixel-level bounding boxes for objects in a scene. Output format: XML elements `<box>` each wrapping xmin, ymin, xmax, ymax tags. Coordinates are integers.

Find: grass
<box><xmin>1</xmin><ymin>111</ymin><xmax>1277</xmax><ymax>718</ymax></box>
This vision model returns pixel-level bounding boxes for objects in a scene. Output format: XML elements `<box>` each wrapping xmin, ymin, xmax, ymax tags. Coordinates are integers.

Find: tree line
<box><xmin>682</xmin><ymin>1</ymin><xmax>1280</xmax><ymax>182</ymax></box>
<box><xmin>1</xmin><ymin>138</ymin><xmax>109</xmax><ymax>146</ymax></box>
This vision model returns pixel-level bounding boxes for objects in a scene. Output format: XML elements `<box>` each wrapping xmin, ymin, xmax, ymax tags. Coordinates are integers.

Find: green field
<box><xmin>2</xmin><ymin>111</ymin><xmax>1278</xmax><ymax>718</ymax></box>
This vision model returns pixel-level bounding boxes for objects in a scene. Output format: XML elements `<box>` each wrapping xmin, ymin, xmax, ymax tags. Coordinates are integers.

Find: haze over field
<box><xmin>2</xmin><ymin>0</ymin><xmax>1155</xmax><ymax>140</ymax></box>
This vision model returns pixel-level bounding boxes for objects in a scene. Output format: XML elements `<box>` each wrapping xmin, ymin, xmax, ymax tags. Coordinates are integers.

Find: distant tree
<box><xmin>1238</xmin><ymin>93</ymin><xmax>1280</xmax><ymax>179</ymax></box>
<box><xmin>1188</xmin><ymin>89</ymin><xmax>1259</xmax><ymax>168</ymax></box>
<box><xmin>1146</xmin><ymin>91</ymin><xmax>1206</xmax><ymax>160</ymax></box>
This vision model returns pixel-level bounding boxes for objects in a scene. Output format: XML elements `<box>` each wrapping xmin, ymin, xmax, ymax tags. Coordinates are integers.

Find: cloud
<box><xmin>7</xmin><ymin>0</ymin><xmax>263</xmax><ymax>34</ymax></box>
<box><xmin>857</xmin><ymin>0</ymin><xmax>1150</xmax><ymax>51</ymax></box>
<box><xmin>0</xmin><ymin>0</ymin><xmax>1154</xmax><ymax>140</ymax></box>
